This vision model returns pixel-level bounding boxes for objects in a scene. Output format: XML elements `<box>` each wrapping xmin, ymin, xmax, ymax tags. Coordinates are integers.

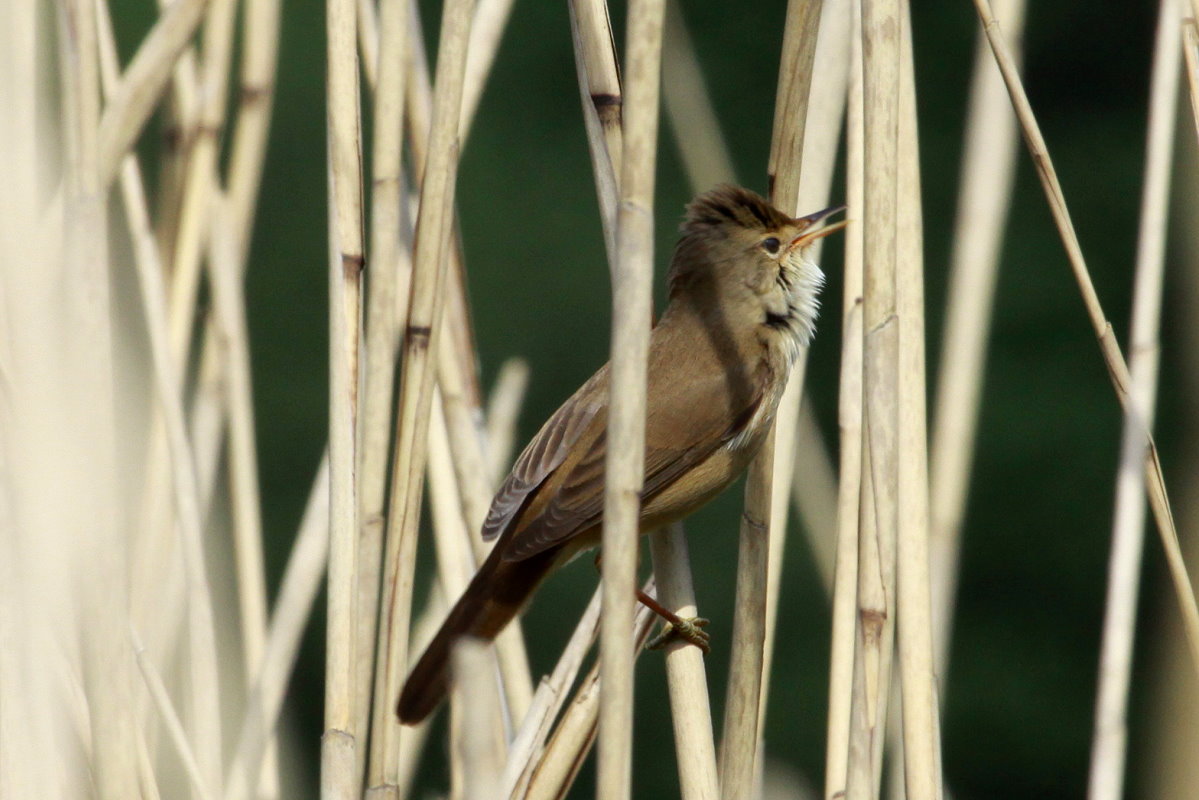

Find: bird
<box><xmin>397</xmin><ymin>184</ymin><xmax>846</xmax><ymax>724</ymax></box>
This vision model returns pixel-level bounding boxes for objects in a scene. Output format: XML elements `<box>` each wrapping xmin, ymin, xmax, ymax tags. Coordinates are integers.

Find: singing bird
<box><xmin>397</xmin><ymin>185</ymin><xmax>846</xmax><ymax>724</ymax></box>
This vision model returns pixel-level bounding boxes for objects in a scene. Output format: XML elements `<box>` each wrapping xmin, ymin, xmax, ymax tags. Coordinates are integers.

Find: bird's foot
<box><xmin>646</xmin><ymin>616</ymin><xmax>711</xmax><ymax>654</ymax></box>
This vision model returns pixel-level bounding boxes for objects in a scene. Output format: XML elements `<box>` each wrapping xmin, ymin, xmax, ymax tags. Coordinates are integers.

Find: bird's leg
<box><xmin>637</xmin><ymin>588</ymin><xmax>711</xmax><ymax>654</ymax></box>
<box><xmin>593</xmin><ymin>552</ymin><xmax>710</xmax><ymax>654</ymax></box>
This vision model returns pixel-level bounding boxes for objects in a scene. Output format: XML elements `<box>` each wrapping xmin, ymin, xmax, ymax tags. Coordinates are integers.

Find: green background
<box><xmin>115</xmin><ymin>0</ymin><xmax>1195</xmax><ymax>797</ymax></box>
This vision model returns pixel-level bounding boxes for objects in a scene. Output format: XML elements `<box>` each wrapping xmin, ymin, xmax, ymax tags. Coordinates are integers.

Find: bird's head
<box><xmin>667</xmin><ymin>185</ymin><xmax>847</xmax><ymax>357</ymax></box>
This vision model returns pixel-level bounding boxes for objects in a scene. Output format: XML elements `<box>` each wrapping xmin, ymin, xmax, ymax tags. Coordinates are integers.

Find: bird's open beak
<box><xmin>787</xmin><ymin>204</ymin><xmax>849</xmax><ymax>252</ymax></box>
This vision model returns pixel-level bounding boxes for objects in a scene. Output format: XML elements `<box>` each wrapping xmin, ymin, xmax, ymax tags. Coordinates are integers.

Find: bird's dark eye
<box><xmin>761</xmin><ymin>237</ymin><xmax>781</xmax><ymax>254</ymax></box>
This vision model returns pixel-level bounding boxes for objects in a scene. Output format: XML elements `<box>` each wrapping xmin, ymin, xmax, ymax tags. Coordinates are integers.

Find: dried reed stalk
<box><xmin>425</xmin><ymin>391</ymin><xmax>514</xmax><ymax>784</ymax></box>
<box><xmin>167</xmin><ymin>0</ymin><xmax>236</xmax><ymax>372</ymax></box>
<box><xmin>396</xmin><ymin>1</ymin><xmax>485</xmax><ymax>408</ymax></box>
<box><xmin>1186</xmin><ymin>22</ymin><xmax>1199</xmax><ymax>144</ymax></box>
<box><xmin>894</xmin><ymin>6</ymin><xmax>942</xmax><ymax>797</ymax></box>
<box><xmin>223</xmin><ymin>0</ymin><xmax>280</xmax><ymax>262</ymax></box>
<box><xmin>417</xmin><ymin>0</ymin><xmax>537</xmax><ymax>725</ymax></box>
<box><xmin>1088</xmin><ymin>3</ymin><xmax>1181</xmax><ymax>797</ymax></box>
<box><xmin>436</xmin><ymin>333</ymin><xmax>536</xmax><ymax>722</ymax></box>
<box><xmin>96</xmin><ymin>0</ymin><xmax>209</xmax><ymax>187</ymax></box>
<box><xmin>451</xmin><ymin>639</ymin><xmax>507</xmax><ymax>800</ymax></box>
<box><xmin>844</xmin><ymin>449</ymin><xmax>889</xmax><ymax>797</ymax></box>
<box><xmin>215</xmin><ymin>0</ymin><xmax>283</xmax><ymax>785</ymax></box>
<box><xmin>150</xmin><ymin>33</ymin><xmax>198</xmax><ymax>260</ymax></box>
<box><xmin>1142</xmin><ymin>139</ymin><xmax>1199</xmax><ymax>800</ymax></box>
<box><xmin>356</xmin><ymin>0</ymin><xmax>534</xmax><ymax>765</ymax></box>
<box><xmin>0</xmin><ymin>4</ymin><xmax>41</xmax><ymax>791</ymax></box>
<box><xmin>720</xmin><ymin>461</ymin><xmax>774</xmax><ymax>800</ymax></box>
<box><xmin>824</xmin><ymin>2</ymin><xmax>865</xmax><ymax>791</ymax></box>
<box><xmin>597</xmin><ymin>3</ymin><xmax>666</xmax><ymax>799</ymax></box>
<box><xmin>759</xmin><ymin>0</ymin><xmax>850</xmax><ymax>740</ymax></box>
<box><xmin>106</xmin><ymin>0</ymin><xmax>280</xmax><ymax>785</ymax></box>
<box><xmin>571</xmin><ymin>8</ymin><xmax>723</xmax><ymax>794</ymax></box>
<box><xmin>791</xmin><ymin>404</ymin><xmax>839</xmax><ymax>589</ymax></box>
<box><xmin>651</xmin><ymin>524</ymin><xmax>720</xmax><ymax>800</ymax></box>
<box><xmin>428</xmin><ymin>395</ymin><xmax>484</xmax><ymax>596</ymax></box>
<box><xmin>568</xmin><ymin>0</ymin><xmax>623</xmax><ymax>261</ymax></box>
<box><xmin>126</xmin><ymin>15</ymin><xmax>215</xmax><ymax>676</ymax></box>
<box><xmin>459</xmin><ymin>0</ymin><xmax>518</xmax><ymax>142</ymax></box>
<box><xmin>354</xmin><ymin>0</ymin><xmax>410</xmax><ymax>786</ymax></box>
<box><xmin>226</xmin><ymin>456</ymin><xmax>330</xmax><ymax>800</ymax></box>
<box><xmin>62</xmin><ymin>1</ymin><xmax>152</xmax><ymax>795</ymax></box>
<box><xmin>367</xmin><ymin>0</ymin><xmax>473</xmax><ymax>791</ymax></box>
<box><xmin>523</xmin><ymin>589</ymin><xmax>659</xmax><ymax>800</ymax></box>
<box><xmin>843</xmin><ymin>0</ymin><xmax>902</xmax><ymax>796</ymax></box>
<box><xmin>526</xmin><ymin>665</ymin><xmax>603</xmax><ymax>800</ymax></box>
<box><xmin>136</xmin><ymin>731</ymin><xmax>165</xmax><ymax>800</ymax></box>
<box><xmin>395</xmin><ymin>588</ymin><xmax>446</xmax><ymax>797</ymax></box>
<box><xmin>323</xmin><ymin>0</ymin><xmax>366</xmax><ymax>789</ymax></box>
<box><xmin>928</xmin><ymin>0</ymin><xmax>1025</xmax><ymax>678</ymax></box>
<box><xmin>662</xmin><ymin>0</ymin><xmax>842</xmax><ymax>631</ymax></box>
<box><xmin>970</xmin><ymin>0</ymin><xmax>1199</xmax><ymax>675</ymax></box>
<box><xmin>502</xmin><ymin>589</ymin><xmax>602</xmax><ymax>798</ymax></box>
<box><xmin>131</xmin><ymin>627</ymin><xmax>216</xmax><ymax>800</ymax></box>
<box><xmin>209</xmin><ymin>191</ymin><xmax>271</xmax><ymax>773</ymax></box>
<box><xmin>721</xmin><ymin>3</ymin><xmax>824</xmax><ymax>799</ymax></box>
<box><xmin>661</xmin><ymin>0</ymin><xmax>733</xmax><ymax>188</ymax></box>
<box><xmin>94</xmin><ymin>7</ymin><xmax>225</xmax><ymax>794</ymax></box>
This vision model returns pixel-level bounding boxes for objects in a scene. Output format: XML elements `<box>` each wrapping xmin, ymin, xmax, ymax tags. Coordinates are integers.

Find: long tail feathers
<box><xmin>396</xmin><ymin>547</ymin><xmax>554</xmax><ymax>724</ymax></box>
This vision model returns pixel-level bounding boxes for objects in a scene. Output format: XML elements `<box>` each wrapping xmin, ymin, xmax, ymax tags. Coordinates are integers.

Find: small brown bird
<box><xmin>397</xmin><ymin>185</ymin><xmax>846</xmax><ymax>724</ymax></box>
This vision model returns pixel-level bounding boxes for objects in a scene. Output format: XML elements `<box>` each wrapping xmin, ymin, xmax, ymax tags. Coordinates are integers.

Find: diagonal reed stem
<box><xmin>970</xmin><ymin>0</ymin><xmax>1199</xmax><ymax>678</ymax></box>
<box><xmin>1087</xmin><ymin>2</ymin><xmax>1181</xmax><ymax>797</ymax></box>
<box><xmin>523</xmin><ymin>585</ymin><xmax>659</xmax><ymax>800</ymax></box>
<box><xmin>96</xmin><ymin>0</ymin><xmax>210</xmax><ymax>187</ymax></box>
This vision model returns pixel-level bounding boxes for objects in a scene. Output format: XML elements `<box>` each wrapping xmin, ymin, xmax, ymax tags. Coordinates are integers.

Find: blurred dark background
<box><xmin>113</xmin><ymin>0</ymin><xmax>1198</xmax><ymax>797</ymax></box>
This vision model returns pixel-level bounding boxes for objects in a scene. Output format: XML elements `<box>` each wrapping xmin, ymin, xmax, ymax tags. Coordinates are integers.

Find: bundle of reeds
<box><xmin>2</xmin><ymin>0</ymin><xmax>1198</xmax><ymax>798</ymax></box>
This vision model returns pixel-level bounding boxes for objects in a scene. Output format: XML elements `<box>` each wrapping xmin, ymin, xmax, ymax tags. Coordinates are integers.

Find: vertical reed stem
<box><xmin>928</xmin><ymin>0</ymin><xmax>1025</xmax><ymax>678</ymax></box>
<box><xmin>844</xmin><ymin>0</ymin><xmax>901</xmax><ymax>795</ymax></box>
<box><xmin>894</xmin><ymin>5</ymin><xmax>942</xmax><ymax>796</ymax></box>
<box><xmin>355</xmin><ymin>0</ymin><xmax>409</xmax><ymax>788</ymax></box>
<box><xmin>650</xmin><ymin>524</ymin><xmax>720</xmax><ymax>800</ymax></box>
<box><xmin>367</xmin><ymin>0</ymin><xmax>473</xmax><ymax>791</ymax></box>
<box><xmin>323</xmin><ymin>0</ymin><xmax>365</xmax><ymax>788</ymax></box>
<box><xmin>597</xmin><ymin>3</ymin><xmax>665</xmax><ymax>799</ymax></box>
<box><xmin>1088</xmin><ymin>2</ymin><xmax>1180</xmax><ymax>797</ymax></box>
<box><xmin>825</xmin><ymin>4</ymin><xmax>865</xmax><ymax>793</ymax></box>
<box><xmin>721</xmin><ymin>4</ymin><xmax>824</xmax><ymax>798</ymax></box>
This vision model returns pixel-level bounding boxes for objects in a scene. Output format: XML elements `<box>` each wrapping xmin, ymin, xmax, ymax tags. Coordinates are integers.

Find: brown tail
<box><xmin>396</xmin><ymin>544</ymin><xmax>558</xmax><ymax>724</ymax></box>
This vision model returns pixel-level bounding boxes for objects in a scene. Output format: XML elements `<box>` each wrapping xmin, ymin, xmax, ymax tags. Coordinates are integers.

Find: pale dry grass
<box><xmin>4</xmin><ymin>2</ymin><xmax>1198</xmax><ymax>800</ymax></box>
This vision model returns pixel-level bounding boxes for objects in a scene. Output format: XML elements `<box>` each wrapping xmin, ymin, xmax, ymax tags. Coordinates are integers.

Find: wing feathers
<box><xmin>502</xmin><ymin>392</ymin><xmax>762</xmax><ymax>562</ymax></box>
<box><xmin>487</xmin><ymin>316</ymin><xmax>768</xmax><ymax>561</ymax></box>
<box><xmin>480</xmin><ymin>371</ymin><xmax>605</xmax><ymax>542</ymax></box>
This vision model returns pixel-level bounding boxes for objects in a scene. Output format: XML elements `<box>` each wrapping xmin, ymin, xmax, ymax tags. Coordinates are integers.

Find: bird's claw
<box><xmin>646</xmin><ymin>616</ymin><xmax>711</xmax><ymax>654</ymax></box>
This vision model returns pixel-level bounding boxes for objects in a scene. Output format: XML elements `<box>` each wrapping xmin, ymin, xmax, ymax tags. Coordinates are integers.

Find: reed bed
<box><xmin>3</xmin><ymin>1</ymin><xmax>1198</xmax><ymax>800</ymax></box>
